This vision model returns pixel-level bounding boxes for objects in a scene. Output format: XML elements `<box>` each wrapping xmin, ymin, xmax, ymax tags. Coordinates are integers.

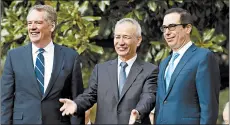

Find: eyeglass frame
<box><xmin>160</xmin><ymin>24</ymin><xmax>188</xmax><ymax>32</ymax></box>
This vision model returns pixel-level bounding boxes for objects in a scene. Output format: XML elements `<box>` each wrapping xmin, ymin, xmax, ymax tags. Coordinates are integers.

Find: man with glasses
<box><xmin>155</xmin><ymin>8</ymin><xmax>220</xmax><ymax>124</ymax></box>
<box><xmin>59</xmin><ymin>18</ymin><xmax>158</xmax><ymax>124</ymax></box>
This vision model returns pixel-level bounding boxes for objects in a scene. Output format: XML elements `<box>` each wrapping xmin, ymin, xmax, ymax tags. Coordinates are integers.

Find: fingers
<box><xmin>59</xmin><ymin>98</ymin><xmax>68</xmax><ymax>103</ymax></box>
<box><xmin>59</xmin><ymin>98</ymin><xmax>77</xmax><ymax>116</ymax></box>
<box><xmin>129</xmin><ymin>109</ymin><xmax>138</xmax><ymax>124</ymax></box>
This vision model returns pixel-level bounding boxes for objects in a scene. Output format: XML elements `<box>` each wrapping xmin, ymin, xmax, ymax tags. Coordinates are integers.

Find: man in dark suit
<box><xmin>1</xmin><ymin>5</ymin><xmax>84</xmax><ymax>124</ymax></box>
<box><xmin>155</xmin><ymin>8</ymin><xmax>220</xmax><ymax>124</ymax></box>
<box><xmin>59</xmin><ymin>18</ymin><xmax>158</xmax><ymax>124</ymax></box>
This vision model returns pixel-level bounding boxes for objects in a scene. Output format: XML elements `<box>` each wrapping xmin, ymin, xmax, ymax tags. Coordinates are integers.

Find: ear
<box><xmin>50</xmin><ymin>22</ymin><xmax>56</xmax><ymax>32</ymax></box>
<box><xmin>136</xmin><ymin>36</ymin><xmax>142</xmax><ymax>47</ymax></box>
<box><xmin>186</xmin><ymin>24</ymin><xmax>192</xmax><ymax>34</ymax></box>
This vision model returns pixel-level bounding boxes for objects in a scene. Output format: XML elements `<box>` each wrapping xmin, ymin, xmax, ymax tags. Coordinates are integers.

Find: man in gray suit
<box><xmin>59</xmin><ymin>18</ymin><xmax>158</xmax><ymax>124</ymax></box>
<box><xmin>1</xmin><ymin>5</ymin><xmax>84</xmax><ymax>124</ymax></box>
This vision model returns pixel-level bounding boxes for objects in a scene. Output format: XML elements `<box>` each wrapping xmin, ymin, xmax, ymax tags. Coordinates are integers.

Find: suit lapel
<box><xmin>118</xmin><ymin>57</ymin><xmax>143</xmax><ymax>102</ymax></box>
<box><xmin>23</xmin><ymin>43</ymin><xmax>42</xmax><ymax>97</ymax></box>
<box><xmin>164</xmin><ymin>44</ymin><xmax>197</xmax><ymax>100</ymax></box>
<box><xmin>42</xmin><ymin>44</ymin><xmax>64</xmax><ymax>100</ymax></box>
<box><xmin>107</xmin><ymin>59</ymin><xmax>119</xmax><ymax>102</ymax></box>
<box><xmin>160</xmin><ymin>56</ymin><xmax>171</xmax><ymax>95</ymax></box>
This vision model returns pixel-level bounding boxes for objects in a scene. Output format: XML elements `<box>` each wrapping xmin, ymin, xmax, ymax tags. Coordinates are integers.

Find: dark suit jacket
<box><xmin>155</xmin><ymin>44</ymin><xmax>220</xmax><ymax>124</ymax></box>
<box><xmin>1</xmin><ymin>42</ymin><xmax>84</xmax><ymax>124</ymax></box>
<box><xmin>74</xmin><ymin>57</ymin><xmax>158</xmax><ymax>124</ymax></box>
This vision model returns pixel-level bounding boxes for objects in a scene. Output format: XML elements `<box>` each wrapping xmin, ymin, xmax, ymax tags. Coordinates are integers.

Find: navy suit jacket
<box><xmin>74</xmin><ymin>57</ymin><xmax>158</xmax><ymax>124</ymax></box>
<box><xmin>1</xmin><ymin>42</ymin><xmax>84</xmax><ymax>124</ymax></box>
<box><xmin>155</xmin><ymin>44</ymin><xmax>220</xmax><ymax>124</ymax></box>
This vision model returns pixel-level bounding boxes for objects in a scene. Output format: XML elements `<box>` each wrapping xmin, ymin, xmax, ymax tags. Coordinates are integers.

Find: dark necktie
<box><xmin>119</xmin><ymin>62</ymin><xmax>128</xmax><ymax>97</ymax></box>
<box><xmin>165</xmin><ymin>53</ymin><xmax>179</xmax><ymax>91</ymax></box>
<box><xmin>35</xmin><ymin>48</ymin><xmax>45</xmax><ymax>94</ymax></box>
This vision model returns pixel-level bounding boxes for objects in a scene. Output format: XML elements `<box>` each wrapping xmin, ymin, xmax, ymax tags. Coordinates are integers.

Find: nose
<box><xmin>29</xmin><ymin>23</ymin><xmax>37</xmax><ymax>30</ymax></box>
<box><xmin>164</xmin><ymin>28</ymin><xmax>171</xmax><ymax>35</ymax></box>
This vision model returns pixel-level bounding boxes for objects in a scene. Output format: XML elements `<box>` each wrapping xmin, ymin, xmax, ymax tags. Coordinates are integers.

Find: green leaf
<box><xmin>169</xmin><ymin>0</ymin><xmax>174</xmax><ymax>6</ymax></box>
<box><xmin>78</xmin><ymin>1</ymin><xmax>89</xmax><ymax>15</ymax></box>
<box><xmin>175</xmin><ymin>0</ymin><xmax>183</xmax><ymax>3</ymax></box>
<box><xmin>98</xmin><ymin>1</ymin><xmax>106</xmax><ymax>12</ymax></box>
<box><xmin>77</xmin><ymin>45</ymin><xmax>87</xmax><ymax>54</ymax></box>
<box><xmin>134</xmin><ymin>10</ymin><xmax>143</xmax><ymax>20</ymax></box>
<box><xmin>60</xmin><ymin>24</ymin><xmax>69</xmax><ymax>32</ymax></box>
<box><xmin>147</xmin><ymin>0</ymin><xmax>157</xmax><ymax>12</ymax></box>
<box><xmin>162</xmin><ymin>48</ymin><xmax>170</xmax><ymax>60</ymax></box>
<box><xmin>210</xmin><ymin>34</ymin><xmax>226</xmax><ymax>44</ymax></box>
<box><xmin>88</xmin><ymin>44</ymin><xmax>104</xmax><ymax>54</ymax></box>
<box><xmin>89</xmin><ymin>28</ymin><xmax>99</xmax><ymax>38</ymax></box>
<box><xmin>210</xmin><ymin>44</ymin><xmax>223</xmax><ymax>53</ymax></box>
<box><xmin>191</xmin><ymin>26</ymin><xmax>202</xmax><ymax>43</ymax></box>
<box><xmin>154</xmin><ymin>49</ymin><xmax>164</xmax><ymax>62</ymax></box>
<box><xmin>203</xmin><ymin>28</ymin><xmax>215</xmax><ymax>41</ymax></box>
<box><xmin>125</xmin><ymin>11</ymin><xmax>134</xmax><ymax>18</ymax></box>
<box><xmin>82</xmin><ymin>16</ymin><xmax>101</xmax><ymax>21</ymax></box>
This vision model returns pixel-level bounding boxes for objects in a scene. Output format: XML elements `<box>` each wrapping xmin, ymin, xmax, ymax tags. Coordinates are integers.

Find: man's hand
<box><xmin>129</xmin><ymin>109</ymin><xmax>140</xmax><ymax>124</ymax></box>
<box><xmin>59</xmin><ymin>98</ymin><xmax>77</xmax><ymax>116</ymax></box>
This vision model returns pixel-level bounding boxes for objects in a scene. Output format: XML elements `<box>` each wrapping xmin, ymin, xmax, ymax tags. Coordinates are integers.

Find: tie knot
<box><xmin>38</xmin><ymin>48</ymin><xmax>45</xmax><ymax>54</ymax></box>
<box><xmin>171</xmin><ymin>53</ymin><xmax>179</xmax><ymax>62</ymax></box>
<box><xmin>120</xmin><ymin>62</ymin><xmax>128</xmax><ymax>68</ymax></box>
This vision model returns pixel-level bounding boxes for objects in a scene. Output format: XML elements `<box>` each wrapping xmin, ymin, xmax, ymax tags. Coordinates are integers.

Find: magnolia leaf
<box><xmin>77</xmin><ymin>45</ymin><xmax>87</xmax><ymax>54</ymax></box>
<box><xmin>147</xmin><ymin>0</ymin><xmax>157</xmax><ymax>12</ymax></box>
<box><xmin>88</xmin><ymin>44</ymin><xmax>104</xmax><ymax>54</ymax></box>
<box><xmin>98</xmin><ymin>1</ymin><xmax>106</xmax><ymax>12</ymax></box>
<box><xmin>210</xmin><ymin>44</ymin><xmax>223</xmax><ymax>53</ymax></box>
<box><xmin>210</xmin><ymin>34</ymin><xmax>226</xmax><ymax>44</ymax></box>
<box><xmin>125</xmin><ymin>11</ymin><xmax>134</xmax><ymax>18</ymax></box>
<box><xmin>191</xmin><ymin>26</ymin><xmax>201</xmax><ymax>42</ymax></box>
<box><xmin>78</xmin><ymin>1</ymin><xmax>89</xmax><ymax>15</ymax></box>
<box><xmin>90</xmin><ymin>28</ymin><xmax>99</xmax><ymax>38</ymax></box>
<box><xmin>203</xmin><ymin>28</ymin><xmax>215</xmax><ymax>42</ymax></box>
<box><xmin>134</xmin><ymin>10</ymin><xmax>143</xmax><ymax>20</ymax></box>
<box><xmin>154</xmin><ymin>49</ymin><xmax>164</xmax><ymax>62</ymax></box>
<box><xmin>82</xmin><ymin>16</ymin><xmax>101</xmax><ymax>21</ymax></box>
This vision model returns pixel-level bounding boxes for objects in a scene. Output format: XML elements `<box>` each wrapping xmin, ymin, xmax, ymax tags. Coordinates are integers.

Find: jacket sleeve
<box><xmin>196</xmin><ymin>51</ymin><xmax>220</xmax><ymax>124</ymax></box>
<box><xmin>1</xmin><ymin>51</ymin><xmax>15</xmax><ymax>124</ymax></box>
<box><xmin>70</xmin><ymin>54</ymin><xmax>85</xmax><ymax>124</ymax></box>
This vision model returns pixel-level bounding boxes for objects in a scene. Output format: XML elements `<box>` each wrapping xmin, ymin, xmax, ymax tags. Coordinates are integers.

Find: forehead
<box><xmin>163</xmin><ymin>12</ymin><xmax>181</xmax><ymax>26</ymax></box>
<box><xmin>27</xmin><ymin>10</ymin><xmax>45</xmax><ymax>21</ymax></box>
<box><xmin>114</xmin><ymin>22</ymin><xmax>136</xmax><ymax>35</ymax></box>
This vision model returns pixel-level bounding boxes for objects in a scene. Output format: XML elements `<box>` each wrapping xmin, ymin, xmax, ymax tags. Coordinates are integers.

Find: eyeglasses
<box><xmin>160</xmin><ymin>24</ymin><xmax>188</xmax><ymax>32</ymax></box>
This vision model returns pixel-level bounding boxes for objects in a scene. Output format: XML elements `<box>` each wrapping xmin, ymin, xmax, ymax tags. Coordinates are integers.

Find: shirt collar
<box><xmin>173</xmin><ymin>41</ymin><xmax>192</xmax><ymax>56</ymax></box>
<box><xmin>32</xmin><ymin>41</ymin><xmax>54</xmax><ymax>54</ymax></box>
<box><xmin>118</xmin><ymin>54</ymin><xmax>137</xmax><ymax>67</ymax></box>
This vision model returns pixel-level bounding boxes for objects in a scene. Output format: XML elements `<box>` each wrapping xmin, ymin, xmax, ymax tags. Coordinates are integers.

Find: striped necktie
<box><xmin>35</xmin><ymin>48</ymin><xmax>45</xmax><ymax>94</ymax></box>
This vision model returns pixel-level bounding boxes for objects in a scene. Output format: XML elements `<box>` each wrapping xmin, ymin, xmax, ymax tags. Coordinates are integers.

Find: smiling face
<box><xmin>163</xmin><ymin>12</ymin><xmax>191</xmax><ymax>51</ymax></box>
<box><xmin>27</xmin><ymin>10</ymin><xmax>55</xmax><ymax>47</ymax></box>
<box><xmin>114</xmin><ymin>22</ymin><xmax>142</xmax><ymax>61</ymax></box>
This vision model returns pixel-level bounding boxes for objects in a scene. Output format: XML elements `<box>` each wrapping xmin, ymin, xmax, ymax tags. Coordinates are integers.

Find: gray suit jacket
<box><xmin>1</xmin><ymin>42</ymin><xmax>84</xmax><ymax>124</ymax></box>
<box><xmin>75</xmin><ymin>57</ymin><xmax>158</xmax><ymax>124</ymax></box>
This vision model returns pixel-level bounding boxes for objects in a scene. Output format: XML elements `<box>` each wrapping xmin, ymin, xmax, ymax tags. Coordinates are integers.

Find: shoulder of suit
<box><xmin>8</xmin><ymin>44</ymin><xmax>28</xmax><ymax>54</ymax></box>
<box><xmin>56</xmin><ymin>44</ymin><xmax>79</xmax><ymax>56</ymax></box>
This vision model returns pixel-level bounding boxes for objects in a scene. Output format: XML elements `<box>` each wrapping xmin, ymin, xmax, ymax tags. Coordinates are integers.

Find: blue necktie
<box><xmin>119</xmin><ymin>62</ymin><xmax>128</xmax><ymax>97</ymax></box>
<box><xmin>165</xmin><ymin>53</ymin><xmax>179</xmax><ymax>91</ymax></box>
<box><xmin>35</xmin><ymin>48</ymin><xmax>45</xmax><ymax>94</ymax></box>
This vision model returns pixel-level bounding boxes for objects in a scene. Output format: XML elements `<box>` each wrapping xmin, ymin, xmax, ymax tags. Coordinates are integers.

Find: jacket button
<box><xmin>117</xmin><ymin>110</ymin><xmax>121</xmax><ymax>114</ymax></box>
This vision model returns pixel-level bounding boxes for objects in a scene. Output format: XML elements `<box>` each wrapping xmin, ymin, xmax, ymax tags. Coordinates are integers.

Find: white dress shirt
<box><xmin>117</xmin><ymin>54</ymin><xmax>137</xmax><ymax>86</ymax></box>
<box><xmin>164</xmin><ymin>41</ymin><xmax>193</xmax><ymax>79</ymax></box>
<box><xmin>32</xmin><ymin>41</ymin><xmax>54</xmax><ymax>92</ymax></box>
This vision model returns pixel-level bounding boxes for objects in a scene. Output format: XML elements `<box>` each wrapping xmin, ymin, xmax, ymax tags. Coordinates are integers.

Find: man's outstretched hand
<box><xmin>59</xmin><ymin>98</ymin><xmax>77</xmax><ymax>116</ymax></box>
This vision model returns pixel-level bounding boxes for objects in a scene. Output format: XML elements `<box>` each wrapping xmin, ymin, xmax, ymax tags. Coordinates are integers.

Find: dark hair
<box><xmin>164</xmin><ymin>8</ymin><xmax>193</xmax><ymax>26</ymax></box>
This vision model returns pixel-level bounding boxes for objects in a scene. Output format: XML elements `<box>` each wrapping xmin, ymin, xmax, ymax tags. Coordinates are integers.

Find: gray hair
<box><xmin>115</xmin><ymin>18</ymin><xmax>142</xmax><ymax>37</ymax></box>
<box><xmin>27</xmin><ymin>5</ymin><xmax>57</xmax><ymax>26</ymax></box>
